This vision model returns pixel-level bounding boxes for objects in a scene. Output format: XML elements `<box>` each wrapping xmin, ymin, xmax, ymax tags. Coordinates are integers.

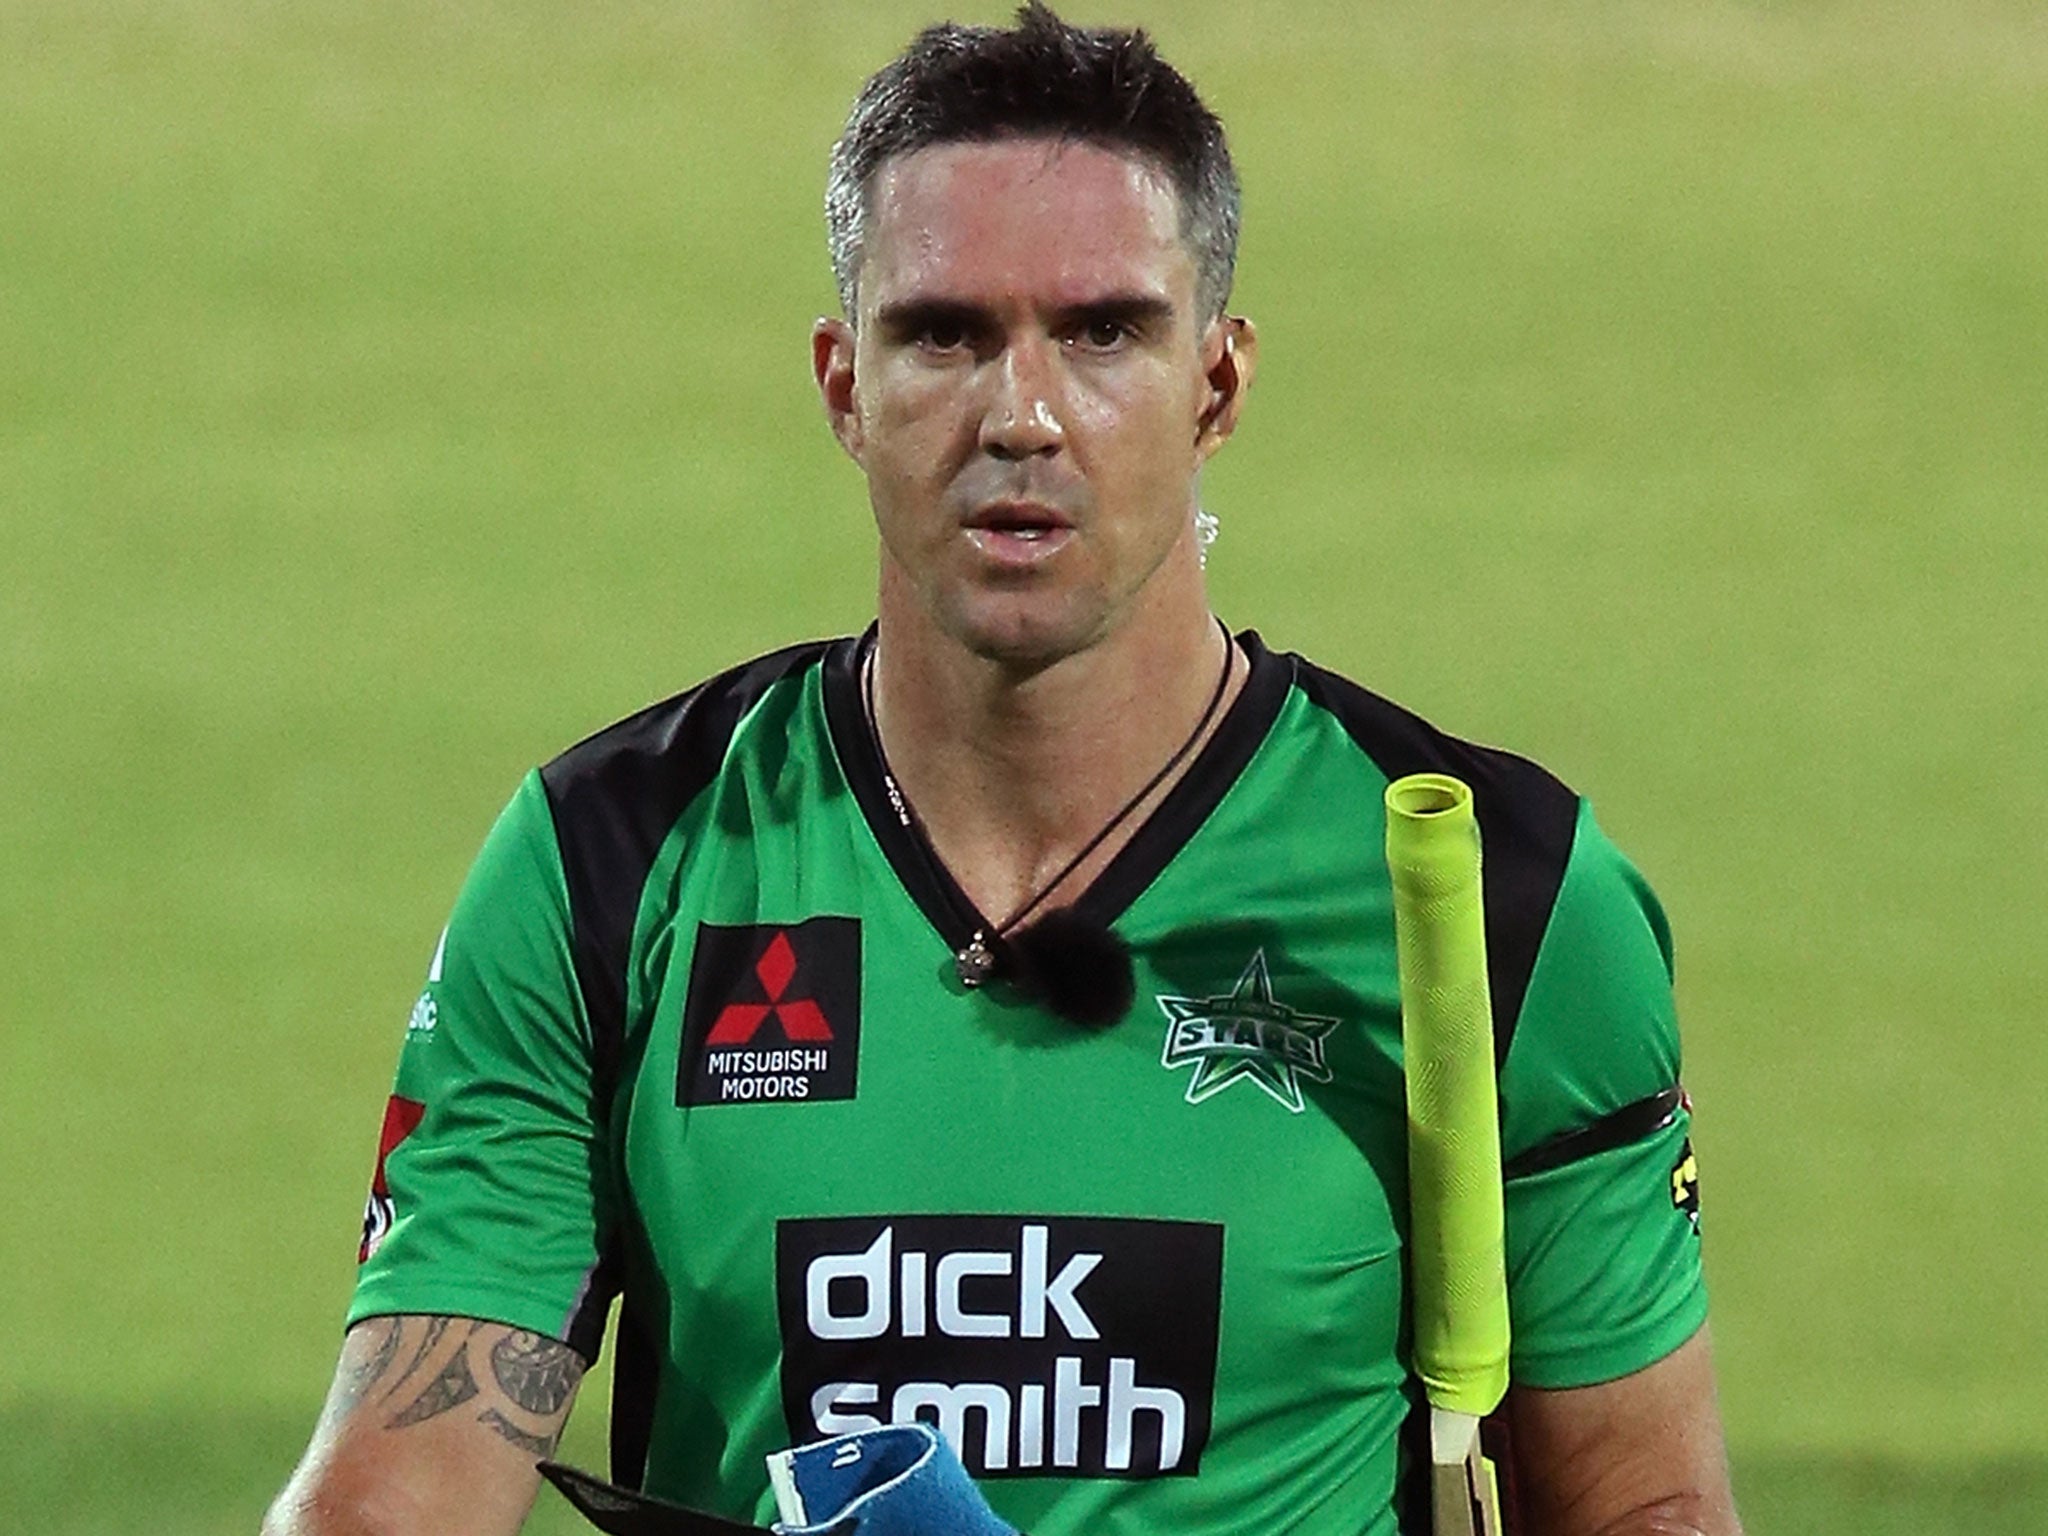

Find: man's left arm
<box><xmin>1506</xmin><ymin>1324</ymin><xmax>1740</xmax><ymax>1535</ymax></box>
<box><xmin>1491</xmin><ymin>799</ymin><xmax>1740</xmax><ymax>1534</ymax></box>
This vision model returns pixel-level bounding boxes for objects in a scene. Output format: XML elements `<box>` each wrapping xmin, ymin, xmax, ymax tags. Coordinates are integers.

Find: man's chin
<box><xmin>943</xmin><ymin>596</ymin><xmax>1108</xmax><ymax>673</ymax></box>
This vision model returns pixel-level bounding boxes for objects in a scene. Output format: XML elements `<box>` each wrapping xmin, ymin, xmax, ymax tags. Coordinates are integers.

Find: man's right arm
<box><xmin>263</xmin><ymin>1315</ymin><xmax>587</xmax><ymax>1536</ymax></box>
<box><xmin>278</xmin><ymin>770</ymin><xmax>610</xmax><ymax>1534</ymax></box>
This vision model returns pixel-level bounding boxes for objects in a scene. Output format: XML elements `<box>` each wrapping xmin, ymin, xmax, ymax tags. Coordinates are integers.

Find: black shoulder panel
<box><xmin>538</xmin><ymin>639</ymin><xmax>834</xmax><ymax>1099</ymax></box>
<box><xmin>1292</xmin><ymin>659</ymin><xmax>1581</xmax><ymax>1065</ymax></box>
<box><xmin>538</xmin><ymin>640</ymin><xmax>833</xmax><ymax>1491</ymax></box>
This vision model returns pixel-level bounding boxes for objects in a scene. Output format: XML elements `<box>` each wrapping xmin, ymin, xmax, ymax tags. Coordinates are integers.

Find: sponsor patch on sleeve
<box><xmin>359</xmin><ymin>1094</ymin><xmax>426</xmax><ymax>1263</ymax></box>
<box><xmin>404</xmin><ymin>928</ymin><xmax>447</xmax><ymax>1041</ymax></box>
<box><xmin>1670</xmin><ymin>1138</ymin><xmax>1701</xmax><ymax>1232</ymax></box>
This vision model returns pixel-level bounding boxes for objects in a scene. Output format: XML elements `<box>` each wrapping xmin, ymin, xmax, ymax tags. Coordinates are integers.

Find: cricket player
<box><xmin>265</xmin><ymin>6</ymin><xmax>1742</xmax><ymax>1533</ymax></box>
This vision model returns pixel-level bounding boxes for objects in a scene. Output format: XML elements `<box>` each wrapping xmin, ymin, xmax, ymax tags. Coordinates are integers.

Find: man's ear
<box><xmin>813</xmin><ymin>317</ymin><xmax>863</xmax><ymax>460</ymax></box>
<box><xmin>1195</xmin><ymin>315</ymin><xmax>1258</xmax><ymax>462</ymax></box>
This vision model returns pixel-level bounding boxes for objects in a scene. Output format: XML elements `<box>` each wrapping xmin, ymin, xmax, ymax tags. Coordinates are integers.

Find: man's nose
<box><xmin>978</xmin><ymin>340</ymin><xmax>1066</xmax><ymax>459</ymax></box>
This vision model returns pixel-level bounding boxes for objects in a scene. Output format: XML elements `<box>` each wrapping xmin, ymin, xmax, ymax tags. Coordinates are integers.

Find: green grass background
<box><xmin>4</xmin><ymin>0</ymin><xmax>2043</xmax><ymax>1529</ymax></box>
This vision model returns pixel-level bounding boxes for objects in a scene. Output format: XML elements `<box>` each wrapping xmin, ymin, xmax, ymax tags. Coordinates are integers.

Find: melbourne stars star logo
<box><xmin>1157</xmin><ymin>950</ymin><xmax>1341</xmax><ymax>1113</ymax></box>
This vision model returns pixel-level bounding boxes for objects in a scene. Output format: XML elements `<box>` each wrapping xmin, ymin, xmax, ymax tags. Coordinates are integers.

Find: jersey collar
<box><xmin>821</xmin><ymin>626</ymin><xmax>1292</xmax><ymax>958</ymax></box>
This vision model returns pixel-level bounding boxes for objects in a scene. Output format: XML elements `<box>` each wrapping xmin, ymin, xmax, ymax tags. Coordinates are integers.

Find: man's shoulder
<box><xmin>537</xmin><ymin>636</ymin><xmax>844</xmax><ymax>817</ymax></box>
<box><xmin>1273</xmin><ymin>643</ymin><xmax>1589</xmax><ymax>1062</ymax></box>
<box><xmin>1277</xmin><ymin>644</ymin><xmax>1580</xmax><ymax>857</ymax></box>
<box><xmin>518</xmin><ymin>638</ymin><xmax>849</xmax><ymax>1059</ymax></box>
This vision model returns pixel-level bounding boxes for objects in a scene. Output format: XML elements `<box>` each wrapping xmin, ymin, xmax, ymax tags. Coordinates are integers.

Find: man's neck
<box><xmin>869</xmin><ymin>566</ymin><xmax>1242</xmax><ymax>927</ymax></box>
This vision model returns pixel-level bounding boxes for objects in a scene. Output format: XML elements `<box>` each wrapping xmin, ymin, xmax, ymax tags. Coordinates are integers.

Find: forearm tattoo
<box><xmin>340</xmin><ymin>1317</ymin><xmax>583</xmax><ymax>1454</ymax></box>
<box><xmin>390</xmin><ymin>1316</ymin><xmax>454</xmax><ymax>1395</ymax></box>
<box><xmin>384</xmin><ymin>1341</ymin><xmax>483</xmax><ymax>1429</ymax></box>
<box><xmin>490</xmin><ymin>1331</ymin><xmax>580</xmax><ymax>1417</ymax></box>
<box><xmin>479</xmin><ymin>1407</ymin><xmax>562</xmax><ymax>1457</ymax></box>
<box><xmin>337</xmin><ymin>1316</ymin><xmax>403</xmax><ymax>1411</ymax></box>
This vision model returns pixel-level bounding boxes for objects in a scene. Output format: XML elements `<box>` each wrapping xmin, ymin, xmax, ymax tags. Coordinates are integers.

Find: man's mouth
<box><xmin>962</xmin><ymin>502</ymin><xmax>1075</xmax><ymax>564</ymax></box>
<box><xmin>967</xmin><ymin>502</ymin><xmax>1072</xmax><ymax>536</ymax></box>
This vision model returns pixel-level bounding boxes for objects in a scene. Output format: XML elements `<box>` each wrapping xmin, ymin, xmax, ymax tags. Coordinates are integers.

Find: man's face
<box><xmin>815</xmin><ymin>138</ymin><xmax>1250</xmax><ymax>667</ymax></box>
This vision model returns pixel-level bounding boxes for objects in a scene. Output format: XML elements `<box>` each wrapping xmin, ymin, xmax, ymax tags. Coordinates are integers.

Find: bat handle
<box><xmin>1430</xmin><ymin>1408</ymin><xmax>1507</xmax><ymax>1536</ymax></box>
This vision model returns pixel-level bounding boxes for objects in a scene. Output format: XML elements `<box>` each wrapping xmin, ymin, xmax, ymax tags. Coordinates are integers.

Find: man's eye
<box><xmin>1074</xmin><ymin>320</ymin><xmax>1130</xmax><ymax>350</ymax></box>
<box><xmin>917</xmin><ymin>324</ymin><xmax>968</xmax><ymax>352</ymax></box>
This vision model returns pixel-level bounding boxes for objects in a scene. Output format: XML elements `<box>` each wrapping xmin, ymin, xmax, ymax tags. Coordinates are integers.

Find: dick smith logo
<box><xmin>807</xmin><ymin>1224</ymin><xmax>1099</xmax><ymax>1342</ymax></box>
<box><xmin>777</xmin><ymin>1215</ymin><xmax>1223</xmax><ymax>1480</ymax></box>
<box><xmin>678</xmin><ymin>919</ymin><xmax>861</xmax><ymax>1106</ymax></box>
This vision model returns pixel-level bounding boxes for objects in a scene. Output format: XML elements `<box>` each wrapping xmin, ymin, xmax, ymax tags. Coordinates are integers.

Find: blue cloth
<box><xmin>766</xmin><ymin>1424</ymin><xmax>1019</xmax><ymax>1536</ymax></box>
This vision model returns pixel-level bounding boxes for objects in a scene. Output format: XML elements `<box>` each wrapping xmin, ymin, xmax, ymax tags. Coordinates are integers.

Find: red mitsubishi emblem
<box><xmin>704</xmin><ymin>931</ymin><xmax>834</xmax><ymax>1044</ymax></box>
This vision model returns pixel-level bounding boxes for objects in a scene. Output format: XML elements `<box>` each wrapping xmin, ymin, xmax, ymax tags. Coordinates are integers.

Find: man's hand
<box><xmin>1505</xmin><ymin>1325</ymin><xmax>1741</xmax><ymax>1536</ymax></box>
<box><xmin>262</xmin><ymin>1315</ymin><xmax>588</xmax><ymax>1536</ymax></box>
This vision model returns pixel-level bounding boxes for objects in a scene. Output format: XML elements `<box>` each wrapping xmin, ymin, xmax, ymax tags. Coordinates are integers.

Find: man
<box><xmin>266</xmin><ymin>6</ymin><xmax>1741</xmax><ymax>1534</ymax></box>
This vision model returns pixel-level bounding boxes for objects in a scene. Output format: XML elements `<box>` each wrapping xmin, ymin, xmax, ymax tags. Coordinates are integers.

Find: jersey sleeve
<box><xmin>1496</xmin><ymin>801</ymin><xmax>1708</xmax><ymax>1389</ymax></box>
<box><xmin>348</xmin><ymin>770</ymin><xmax>616</xmax><ymax>1357</ymax></box>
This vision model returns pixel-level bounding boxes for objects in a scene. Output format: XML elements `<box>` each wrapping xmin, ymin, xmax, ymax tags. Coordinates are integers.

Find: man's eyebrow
<box><xmin>873</xmin><ymin>298</ymin><xmax>993</xmax><ymax>337</ymax></box>
<box><xmin>872</xmin><ymin>294</ymin><xmax>1177</xmax><ymax>337</ymax></box>
<box><xmin>1049</xmin><ymin>294</ymin><xmax>1175</xmax><ymax>331</ymax></box>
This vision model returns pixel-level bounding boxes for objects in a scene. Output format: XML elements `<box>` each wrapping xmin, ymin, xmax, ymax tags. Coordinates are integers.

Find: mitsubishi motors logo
<box><xmin>678</xmin><ymin>919</ymin><xmax>861</xmax><ymax>1106</ymax></box>
<box><xmin>706</xmin><ymin>931</ymin><xmax>833</xmax><ymax>1044</ymax></box>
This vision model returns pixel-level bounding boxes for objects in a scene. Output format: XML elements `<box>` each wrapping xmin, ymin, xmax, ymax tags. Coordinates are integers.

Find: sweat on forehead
<box><xmin>856</xmin><ymin>139</ymin><xmax>1193</xmax><ymax>313</ymax></box>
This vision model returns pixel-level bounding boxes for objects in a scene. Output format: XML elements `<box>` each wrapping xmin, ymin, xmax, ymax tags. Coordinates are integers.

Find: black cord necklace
<box><xmin>861</xmin><ymin>618</ymin><xmax>1236</xmax><ymax>1027</ymax></box>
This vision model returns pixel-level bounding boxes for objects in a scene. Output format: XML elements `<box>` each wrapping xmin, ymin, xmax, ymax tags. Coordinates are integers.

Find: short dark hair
<box><xmin>826</xmin><ymin>2</ymin><xmax>1241</xmax><ymax>320</ymax></box>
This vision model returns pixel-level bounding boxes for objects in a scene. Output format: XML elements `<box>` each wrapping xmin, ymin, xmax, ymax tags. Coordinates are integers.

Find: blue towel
<box><xmin>766</xmin><ymin>1424</ymin><xmax>1020</xmax><ymax>1536</ymax></box>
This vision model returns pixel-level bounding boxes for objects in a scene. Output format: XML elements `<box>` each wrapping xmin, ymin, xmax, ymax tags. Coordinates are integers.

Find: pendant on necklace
<box><xmin>955</xmin><ymin>934</ymin><xmax>997</xmax><ymax>988</ymax></box>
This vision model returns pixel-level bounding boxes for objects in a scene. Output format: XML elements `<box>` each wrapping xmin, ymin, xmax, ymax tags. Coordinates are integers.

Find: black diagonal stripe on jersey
<box><xmin>538</xmin><ymin>638</ymin><xmax>833</xmax><ymax>1492</ymax></box>
<box><xmin>1502</xmin><ymin>1086</ymin><xmax>1686</xmax><ymax>1180</ymax></box>
<box><xmin>1291</xmin><ymin>660</ymin><xmax>1580</xmax><ymax>1069</ymax></box>
<box><xmin>542</xmin><ymin>640</ymin><xmax>833</xmax><ymax>1097</ymax></box>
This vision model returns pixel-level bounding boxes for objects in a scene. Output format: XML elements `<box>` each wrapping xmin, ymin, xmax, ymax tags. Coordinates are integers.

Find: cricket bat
<box><xmin>1385</xmin><ymin>773</ymin><xmax>1511</xmax><ymax>1536</ymax></box>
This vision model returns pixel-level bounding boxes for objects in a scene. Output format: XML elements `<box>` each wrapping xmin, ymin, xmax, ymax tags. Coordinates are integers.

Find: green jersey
<box><xmin>350</xmin><ymin>632</ymin><xmax>1707</xmax><ymax>1535</ymax></box>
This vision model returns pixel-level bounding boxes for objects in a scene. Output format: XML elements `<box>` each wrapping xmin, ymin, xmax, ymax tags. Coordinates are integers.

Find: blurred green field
<box><xmin>3</xmin><ymin>1</ymin><xmax>2043</xmax><ymax>1530</ymax></box>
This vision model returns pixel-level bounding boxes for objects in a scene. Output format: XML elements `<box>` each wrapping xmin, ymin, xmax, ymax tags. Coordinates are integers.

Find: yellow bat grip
<box><xmin>1386</xmin><ymin>773</ymin><xmax>1510</xmax><ymax>1419</ymax></box>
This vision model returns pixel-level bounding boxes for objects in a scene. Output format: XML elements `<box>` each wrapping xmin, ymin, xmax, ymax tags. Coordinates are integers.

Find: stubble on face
<box><xmin>847</xmin><ymin>139</ymin><xmax>1217</xmax><ymax>671</ymax></box>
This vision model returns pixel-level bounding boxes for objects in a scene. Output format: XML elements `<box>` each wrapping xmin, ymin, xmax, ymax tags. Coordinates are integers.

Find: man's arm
<box><xmin>262</xmin><ymin>1315</ymin><xmax>588</xmax><ymax>1536</ymax></box>
<box><xmin>1505</xmin><ymin>1324</ymin><xmax>1740</xmax><ymax>1536</ymax></box>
